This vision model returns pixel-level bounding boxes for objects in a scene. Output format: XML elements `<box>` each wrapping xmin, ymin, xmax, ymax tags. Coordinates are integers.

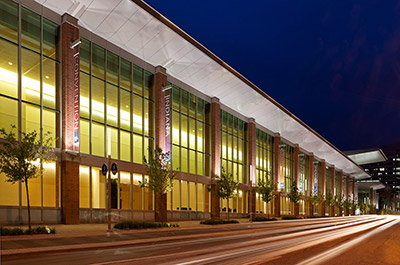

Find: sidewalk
<box><xmin>0</xmin><ymin>219</ymin><xmax>252</xmax><ymax>259</ymax></box>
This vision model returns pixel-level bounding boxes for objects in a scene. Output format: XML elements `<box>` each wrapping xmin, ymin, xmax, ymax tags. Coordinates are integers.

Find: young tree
<box><xmin>0</xmin><ymin>126</ymin><xmax>54</xmax><ymax>233</ymax></box>
<box><xmin>343</xmin><ymin>199</ymin><xmax>352</xmax><ymax>215</ymax></box>
<box><xmin>256</xmin><ymin>177</ymin><xmax>275</xmax><ymax>218</ymax></box>
<box><xmin>215</xmin><ymin>168</ymin><xmax>238</xmax><ymax>221</ymax></box>
<box><xmin>288</xmin><ymin>181</ymin><xmax>301</xmax><ymax>217</ymax></box>
<box><xmin>325</xmin><ymin>190</ymin><xmax>335</xmax><ymax>216</ymax></box>
<box><xmin>335</xmin><ymin>194</ymin><xmax>344</xmax><ymax>215</ymax></box>
<box><xmin>309</xmin><ymin>193</ymin><xmax>322</xmax><ymax>216</ymax></box>
<box><xmin>141</xmin><ymin>146</ymin><xmax>176</xmax><ymax>222</ymax></box>
<box><xmin>288</xmin><ymin>181</ymin><xmax>300</xmax><ymax>203</ymax></box>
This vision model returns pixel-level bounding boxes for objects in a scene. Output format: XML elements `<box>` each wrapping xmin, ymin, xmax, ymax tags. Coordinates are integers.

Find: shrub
<box><xmin>114</xmin><ymin>221</ymin><xmax>178</xmax><ymax>230</ymax></box>
<box><xmin>282</xmin><ymin>216</ymin><xmax>302</xmax><ymax>220</ymax></box>
<box><xmin>31</xmin><ymin>226</ymin><xmax>56</xmax><ymax>234</ymax></box>
<box><xmin>0</xmin><ymin>226</ymin><xmax>55</xmax><ymax>236</ymax></box>
<box><xmin>200</xmin><ymin>219</ymin><xmax>239</xmax><ymax>225</ymax></box>
<box><xmin>251</xmin><ymin>216</ymin><xmax>277</xmax><ymax>222</ymax></box>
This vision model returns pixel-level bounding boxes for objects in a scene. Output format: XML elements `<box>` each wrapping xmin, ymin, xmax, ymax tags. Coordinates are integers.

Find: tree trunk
<box><xmin>227</xmin><ymin>198</ymin><xmax>229</xmax><ymax>221</ymax></box>
<box><xmin>25</xmin><ymin>180</ymin><xmax>31</xmax><ymax>234</ymax></box>
<box><xmin>267</xmin><ymin>202</ymin><xmax>269</xmax><ymax>219</ymax></box>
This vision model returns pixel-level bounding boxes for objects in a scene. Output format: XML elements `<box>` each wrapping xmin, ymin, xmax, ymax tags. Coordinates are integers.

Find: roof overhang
<box><xmin>35</xmin><ymin>0</ymin><xmax>370</xmax><ymax>180</ymax></box>
<box><xmin>345</xmin><ymin>148</ymin><xmax>387</xmax><ymax>165</ymax></box>
<box><xmin>357</xmin><ymin>180</ymin><xmax>386</xmax><ymax>190</ymax></box>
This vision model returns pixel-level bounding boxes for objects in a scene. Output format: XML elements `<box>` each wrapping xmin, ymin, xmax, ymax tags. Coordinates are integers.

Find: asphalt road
<box><xmin>3</xmin><ymin>215</ymin><xmax>400</xmax><ymax>265</ymax></box>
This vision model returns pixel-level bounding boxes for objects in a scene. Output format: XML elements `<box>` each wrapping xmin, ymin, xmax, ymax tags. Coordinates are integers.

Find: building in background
<box><xmin>348</xmin><ymin>143</ymin><xmax>400</xmax><ymax>212</ymax></box>
<box><xmin>0</xmin><ymin>0</ymin><xmax>370</xmax><ymax>225</ymax></box>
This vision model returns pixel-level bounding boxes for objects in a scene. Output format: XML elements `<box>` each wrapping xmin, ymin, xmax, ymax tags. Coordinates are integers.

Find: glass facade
<box><xmin>0</xmin><ymin>1</ymin><xmax>60</xmax><ymax>209</ymax></box>
<box><xmin>170</xmin><ymin>84</ymin><xmax>211</xmax><ymax>176</ymax></box>
<box><xmin>299</xmin><ymin>152</ymin><xmax>309</xmax><ymax>195</ymax></box>
<box><xmin>255</xmin><ymin>129</ymin><xmax>274</xmax><ymax>182</ymax></box>
<box><xmin>0</xmin><ymin>1</ymin><xmax>60</xmax><ymax>146</ymax></box>
<box><xmin>167</xmin><ymin>180</ymin><xmax>210</xmax><ymax>212</ymax></box>
<box><xmin>280</xmin><ymin>143</ymin><xmax>294</xmax><ymax>193</ymax></box>
<box><xmin>79</xmin><ymin>38</ymin><xmax>154</xmax><ymax>163</ymax></box>
<box><xmin>326</xmin><ymin>166</ymin><xmax>333</xmax><ymax>195</ymax></box>
<box><xmin>79</xmin><ymin>166</ymin><xmax>153</xmax><ymax>210</ymax></box>
<box><xmin>220</xmin><ymin>110</ymin><xmax>248</xmax><ymax>183</ymax></box>
<box><xmin>335</xmin><ymin>171</ymin><xmax>341</xmax><ymax>197</ymax></box>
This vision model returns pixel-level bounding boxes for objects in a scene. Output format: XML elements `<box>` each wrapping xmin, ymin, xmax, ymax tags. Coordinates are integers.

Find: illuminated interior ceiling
<box><xmin>345</xmin><ymin>149</ymin><xmax>387</xmax><ymax>166</ymax></box>
<box><xmin>35</xmin><ymin>0</ymin><xmax>370</xmax><ymax>180</ymax></box>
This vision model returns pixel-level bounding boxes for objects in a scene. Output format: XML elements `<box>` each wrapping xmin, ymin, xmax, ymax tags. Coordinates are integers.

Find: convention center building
<box><xmin>0</xmin><ymin>0</ymin><xmax>370</xmax><ymax>224</ymax></box>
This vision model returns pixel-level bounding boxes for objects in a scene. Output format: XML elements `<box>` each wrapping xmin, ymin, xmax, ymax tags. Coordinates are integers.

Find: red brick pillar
<box><xmin>339</xmin><ymin>170</ymin><xmax>343</xmax><ymax>215</ymax></box>
<box><xmin>154</xmin><ymin>66</ymin><xmax>168</xmax><ymax>222</ymax></box>
<box><xmin>293</xmin><ymin>144</ymin><xmax>300</xmax><ymax>217</ymax></box>
<box><xmin>345</xmin><ymin>175</ymin><xmax>350</xmax><ymax>215</ymax></box>
<box><xmin>154</xmin><ymin>66</ymin><xmax>167</xmax><ymax>151</ymax></box>
<box><xmin>352</xmin><ymin>177</ymin><xmax>356</xmax><ymax>215</ymax></box>
<box><xmin>273</xmin><ymin>133</ymin><xmax>281</xmax><ymax>217</ymax></box>
<box><xmin>308</xmin><ymin>153</ymin><xmax>314</xmax><ymax>216</ymax></box>
<box><xmin>330</xmin><ymin>166</ymin><xmax>335</xmax><ymax>217</ymax></box>
<box><xmin>61</xmin><ymin>13</ymin><xmax>80</xmax><ymax>224</ymax></box>
<box><xmin>248</xmin><ymin>119</ymin><xmax>256</xmax><ymax>218</ymax></box>
<box><xmin>210</xmin><ymin>97</ymin><xmax>221</xmax><ymax>219</ymax></box>
<box><xmin>320</xmin><ymin>160</ymin><xmax>326</xmax><ymax>216</ymax></box>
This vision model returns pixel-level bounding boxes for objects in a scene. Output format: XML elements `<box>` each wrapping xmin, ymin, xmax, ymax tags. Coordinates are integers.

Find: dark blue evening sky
<box><xmin>146</xmin><ymin>0</ymin><xmax>400</xmax><ymax>151</ymax></box>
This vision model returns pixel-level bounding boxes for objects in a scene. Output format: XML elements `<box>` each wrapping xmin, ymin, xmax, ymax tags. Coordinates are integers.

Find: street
<box><xmin>2</xmin><ymin>215</ymin><xmax>400</xmax><ymax>265</ymax></box>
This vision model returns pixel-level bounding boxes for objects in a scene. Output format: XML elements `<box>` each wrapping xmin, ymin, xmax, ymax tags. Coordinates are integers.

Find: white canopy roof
<box><xmin>35</xmin><ymin>0</ymin><xmax>370</xmax><ymax>179</ymax></box>
<box><xmin>345</xmin><ymin>149</ymin><xmax>387</xmax><ymax>165</ymax></box>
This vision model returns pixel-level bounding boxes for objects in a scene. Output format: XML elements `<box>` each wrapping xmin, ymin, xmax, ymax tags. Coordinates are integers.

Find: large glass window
<box><xmin>79</xmin><ymin>38</ymin><xmax>154</xmax><ymax>163</ymax></box>
<box><xmin>256</xmin><ymin>129</ymin><xmax>273</xmax><ymax>182</ymax></box>
<box><xmin>79</xmin><ymin>166</ymin><xmax>90</xmax><ymax>208</ymax></box>
<box><xmin>220</xmin><ymin>110</ymin><xmax>248</xmax><ymax>183</ymax></box>
<box><xmin>335</xmin><ymin>171</ymin><xmax>341</xmax><ymax>197</ymax></box>
<box><xmin>299</xmin><ymin>153</ymin><xmax>310</xmax><ymax>195</ymax></box>
<box><xmin>0</xmin><ymin>1</ymin><xmax>60</xmax><ymax>147</ymax></box>
<box><xmin>170</xmin><ymin>85</ymin><xmax>210</xmax><ymax>176</ymax></box>
<box><xmin>279</xmin><ymin>143</ymin><xmax>294</xmax><ymax>193</ymax></box>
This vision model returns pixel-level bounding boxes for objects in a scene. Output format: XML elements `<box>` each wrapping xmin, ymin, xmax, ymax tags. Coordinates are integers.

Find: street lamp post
<box><xmin>107</xmin><ymin>128</ymin><xmax>112</xmax><ymax>232</ymax></box>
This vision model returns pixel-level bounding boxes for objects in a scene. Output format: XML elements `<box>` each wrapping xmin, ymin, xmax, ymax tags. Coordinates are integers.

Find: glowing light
<box><xmin>8</xmin><ymin>62</ymin><xmax>12</xmax><ymax>65</ymax></box>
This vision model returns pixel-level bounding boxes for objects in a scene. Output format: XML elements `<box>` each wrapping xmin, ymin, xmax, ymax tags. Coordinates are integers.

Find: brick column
<box><xmin>61</xmin><ymin>13</ymin><xmax>80</xmax><ymax>224</ymax></box>
<box><xmin>248</xmin><ymin>118</ymin><xmax>256</xmax><ymax>217</ymax></box>
<box><xmin>308</xmin><ymin>153</ymin><xmax>314</xmax><ymax>216</ymax></box>
<box><xmin>273</xmin><ymin>133</ymin><xmax>281</xmax><ymax>217</ymax></box>
<box><xmin>369</xmin><ymin>187</ymin><xmax>374</xmax><ymax>213</ymax></box>
<box><xmin>320</xmin><ymin>160</ymin><xmax>326</xmax><ymax>216</ymax></box>
<box><xmin>330</xmin><ymin>166</ymin><xmax>335</xmax><ymax>217</ymax></box>
<box><xmin>352</xmin><ymin>177</ymin><xmax>356</xmax><ymax>215</ymax></box>
<box><xmin>210</xmin><ymin>97</ymin><xmax>221</xmax><ymax>219</ymax></box>
<box><xmin>345</xmin><ymin>175</ymin><xmax>350</xmax><ymax>215</ymax></box>
<box><xmin>293</xmin><ymin>144</ymin><xmax>300</xmax><ymax>217</ymax></box>
<box><xmin>154</xmin><ymin>66</ymin><xmax>168</xmax><ymax>222</ymax></box>
<box><xmin>154</xmin><ymin>66</ymin><xmax>167</xmax><ymax>151</ymax></box>
<box><xmin>339</xmin><ymin>170</ymin><xmax>343</xmax><ymax>215</ymax></box>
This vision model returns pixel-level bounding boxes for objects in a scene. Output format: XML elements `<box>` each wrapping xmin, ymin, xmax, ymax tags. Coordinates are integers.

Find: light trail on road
<box><xmin>4</xmin><ymin>215</ymin><xmax>398</xmax><ymax>265</ymax></box>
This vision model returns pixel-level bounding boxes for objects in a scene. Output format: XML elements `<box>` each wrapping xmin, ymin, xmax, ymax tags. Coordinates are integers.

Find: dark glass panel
<box><xmin>80</xmin><ymin>38</ymin><xmax>90</xmax><ymax>74</ymax></box>
<box><xmin>21</xmin><ymin>7</ymin><xmax>41</xmax><ymax>52</ymax></box>
<box><xmin>43</xmin><ymin>18</ymin><xmax>59</xmax><ymax>60</ymax></box>
<box><xmin>106</xmin><ymin>51</ymin><xmax>118</xmax><ymax>85</ymax></box>
<box><xmin>0</xmin><ymin>0</ymin><xmax>18</xmax><ymax>43</ymax></box>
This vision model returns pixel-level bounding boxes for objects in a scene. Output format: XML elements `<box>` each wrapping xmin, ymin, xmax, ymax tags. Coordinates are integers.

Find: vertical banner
<box><xmin>280</xmin><ymin>148</ymin><xmax>285</xmax><ymax>191</ymax></box>
<box><xmin>313</xmin><ymin>162</ymin><xmax>318</xmax><ymax>195</ymax></box>
<box><xmin>164</xmin><ymin>89</ymin><xmax>171</xmax><ymax>162</ymax></box>
<box><xmin>73</xmin><ymin>52</ymin><xmax>80</xmax><ymax>152</ymax></box>
<box><xmin>299</xmin><ymin>157</ymin><xmax>303</xmax><ymax>193</ymax></box>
